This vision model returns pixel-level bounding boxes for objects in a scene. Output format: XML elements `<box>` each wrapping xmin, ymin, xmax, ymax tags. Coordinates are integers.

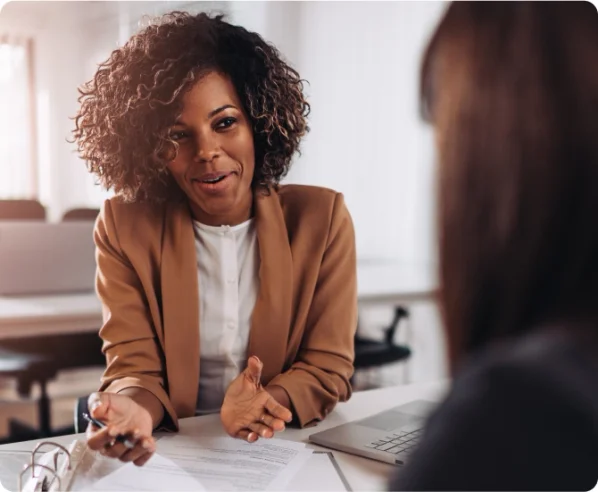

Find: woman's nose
<box><xmin>194</xmin><ymin>135</ymin><xmax>220</xmax><ymax>163</ymax></box>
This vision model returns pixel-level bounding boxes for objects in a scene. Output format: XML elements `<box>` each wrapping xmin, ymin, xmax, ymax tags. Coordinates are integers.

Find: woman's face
<box><xmin>166</xmin><ymin>72</ymin><xmax>255</xmax><ymax>226</ymax></box>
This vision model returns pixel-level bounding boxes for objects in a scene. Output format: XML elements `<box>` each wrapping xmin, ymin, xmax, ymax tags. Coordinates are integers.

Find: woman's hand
<box><xmin>86</xmin><ymin>392</ymin><xmax>156</xmax><ymax>466</ymax></box>
<box><xmin>221</xmin><ymin>356</ymin><xmax>293</xmax><ymax>442</ymax></box>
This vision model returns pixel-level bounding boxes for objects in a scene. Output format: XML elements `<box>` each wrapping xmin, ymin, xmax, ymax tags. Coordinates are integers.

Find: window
<box><xmin>0</xmin><ymin>35</ymin><xmax>37</xmax><ymax>198</ymax></box>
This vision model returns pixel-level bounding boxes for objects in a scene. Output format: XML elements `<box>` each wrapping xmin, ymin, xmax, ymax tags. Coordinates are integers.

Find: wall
<box><xmin>1</xmin><ymin>1</ymin><xmax>445</xmax><ymax>261</ymax></box>
<box><xmin>0</xmin><ymin>1</ymin><xmax>228</xmax><ymax>220</ymax></box>
<box><xmin>297</xmin><ymin>2</ymin><xmax>444</xmax><ymax>264</ymax></box>
<box><xmin>229</xmin><ymin>1</ymin><xmax>446</xmax><ymax>264</ymax></box>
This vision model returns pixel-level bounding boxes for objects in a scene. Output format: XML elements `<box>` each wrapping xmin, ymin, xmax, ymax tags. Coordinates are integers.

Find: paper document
<box><xmin>92</xmin><ymin>435</ymin><xmax>312</xmax><ymax>491</ymax></box>
<box><xmin>287</xmin><ymin>452</ymin><xmax>351</xmax><ymax>491</ymax></box>
<box><xmin>91</xmin><ymin>453</ymin><xmax>205</xmax><ymax>491</ymax></box>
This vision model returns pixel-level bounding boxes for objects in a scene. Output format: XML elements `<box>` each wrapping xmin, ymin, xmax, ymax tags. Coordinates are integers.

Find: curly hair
<box><xmin>72</xmin><ymin>11</ymin><xmax>310</xmax><ymax>202</ymax></box>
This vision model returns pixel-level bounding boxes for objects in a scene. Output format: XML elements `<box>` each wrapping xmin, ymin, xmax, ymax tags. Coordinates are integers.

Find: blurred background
<box><xmin>0</xmin><ymin>1</ymin><xmax>447</xmax><ymax>442</ymax></box>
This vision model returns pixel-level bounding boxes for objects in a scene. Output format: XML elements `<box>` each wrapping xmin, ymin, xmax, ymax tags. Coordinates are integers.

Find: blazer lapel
<box><xmin>248</xmin><ymin>189</ymin><xmax>293</xmax><ymax>384</ymax></box>
<box><xmin>161</xmin><ymin>200</ymin><xmax>200</xmax><ymax>417</ymax></box>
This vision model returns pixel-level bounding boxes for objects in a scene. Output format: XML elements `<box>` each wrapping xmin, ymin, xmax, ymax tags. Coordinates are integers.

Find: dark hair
<box><xmin>421</xmin><ymin>1</ymin><xmax>598</xmax><ymax>368</ymax></box>
<box><xmin>72</xmin><ymin>11</ymin><xmax>310</xmax><ymax>202</ymax></box>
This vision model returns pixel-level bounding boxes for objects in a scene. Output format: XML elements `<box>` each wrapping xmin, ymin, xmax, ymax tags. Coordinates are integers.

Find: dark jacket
<box><xmin>391</xmin><ymin>327</ymin><xmax>598</xmax><ymax>491</ymax></box>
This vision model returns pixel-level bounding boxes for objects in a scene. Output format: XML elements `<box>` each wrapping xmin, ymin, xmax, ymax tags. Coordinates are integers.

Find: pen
<box><xmin>82</xmin><ymin>413</ymin><xmax>136</xmax><ymax>449</ymax></box>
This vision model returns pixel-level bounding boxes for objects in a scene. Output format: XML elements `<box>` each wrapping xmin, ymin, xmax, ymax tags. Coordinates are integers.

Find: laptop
<box><xmin>0</xmin><ymin>221</ymin><xmax>96</xmax><ymax>295</ymax></box>
<box><xmin>309</xmin><ymin>400</ymin><xmax>436</xmax><ymax>465</ymax></box>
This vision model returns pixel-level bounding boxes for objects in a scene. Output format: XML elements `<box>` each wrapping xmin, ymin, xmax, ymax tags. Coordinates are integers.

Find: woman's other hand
<box><xmin>221</xmin><ymin>356</ymin><xmax>293</xmax><ymax>442</ymax></box>
<box><xmin>86</xmin><ymin>392</ymin><xmax>156</xmax><ymax>466</ymax></box>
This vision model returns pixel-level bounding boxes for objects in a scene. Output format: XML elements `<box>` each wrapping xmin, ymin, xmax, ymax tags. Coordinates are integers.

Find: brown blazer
<box><xmin>94</xmin><ymin>184</ymin><xmax>357</xmax><ymax>429</ymax></box>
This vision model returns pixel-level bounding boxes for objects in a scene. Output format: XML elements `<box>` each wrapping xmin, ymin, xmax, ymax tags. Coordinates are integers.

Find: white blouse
<box><xmin>193</xmin><ymin>218</ymin><xmax>260</xmax><ymax>415</ymax></box>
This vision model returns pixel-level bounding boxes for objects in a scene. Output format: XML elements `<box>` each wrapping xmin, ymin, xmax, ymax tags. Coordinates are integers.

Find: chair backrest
<box><xmin>62</xmin><ymin>208</ymin><xmax>100</xmax><ymax>221</ymax></box>
<box><xmin>353</xmin><ymin>306</ymin><xmax>412</xmax><ymax>371</ymax></box>
<box><xmin>0</xmin><ymin>199</ymin><xmax>45</xmax><ymax>220</ymax></box>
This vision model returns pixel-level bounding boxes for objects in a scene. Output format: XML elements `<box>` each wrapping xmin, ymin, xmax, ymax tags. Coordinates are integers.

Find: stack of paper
<box><xmin>91</xmin><ymin>436</ymin><xmax>314</xmax><ymax>491</ymax></box>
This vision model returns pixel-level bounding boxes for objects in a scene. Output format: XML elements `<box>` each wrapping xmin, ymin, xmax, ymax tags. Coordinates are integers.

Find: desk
<box><xmin>0</xmin><ymin>380</ymin><xmax>448</xmax><ymax>491</ymax></box>
<box><xmin>357</xmin><ymin>260</ymin><xmax>438</xmax><ymax>306</ymax></box>
<box><xmin>0</xmin><ymin>262</ymin><xmax>436</xmax><ymax>340</ymax></box>
<box><xmin>0</xmin><ymin>293</ymin><xmax>102</xmax><ymax>340</ymax></box>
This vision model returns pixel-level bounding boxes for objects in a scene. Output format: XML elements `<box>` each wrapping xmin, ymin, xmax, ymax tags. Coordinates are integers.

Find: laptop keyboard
<box><xmin>365</xmin><ymin>427</ymin><xmax>423</xmax><ymax>458</ymax></box>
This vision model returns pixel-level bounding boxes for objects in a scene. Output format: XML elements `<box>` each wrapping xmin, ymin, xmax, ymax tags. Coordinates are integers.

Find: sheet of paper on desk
<box><xmin>91</xmin><ymin>435</ymin><xmax>312</xmax><ymax>491</ymax></box>
<box><xmin>287</xmin><ymin>452</ymin><xmax>351</xmax><ymax>491</ymax></box>
<box><xmin>90</xmin><ymin>453</ymin><xmax>205</xmax><ymax>491</ymax></box>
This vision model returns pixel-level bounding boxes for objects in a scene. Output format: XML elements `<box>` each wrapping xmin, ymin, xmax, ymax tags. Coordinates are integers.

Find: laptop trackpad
<box><xmin>357</xmin><ymin>410</ymin><xmax>415</xmax><ymax>432</ymax></box>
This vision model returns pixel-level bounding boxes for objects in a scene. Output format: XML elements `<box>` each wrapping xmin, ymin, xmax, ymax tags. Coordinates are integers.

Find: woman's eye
<box><xmin>215</xmin><ymin>117</ymin><xmax>237</xmax><ymax>130</ymax></box>
<box><xmin>169</xmin><ymin>131</ymin><xmax>189</xmax><ymax>142</ymax></box>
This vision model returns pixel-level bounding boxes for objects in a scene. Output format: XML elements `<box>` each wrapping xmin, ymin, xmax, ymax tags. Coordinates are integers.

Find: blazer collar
<box><xmin>161</xmin><ymin>199</ymin><xmax>200</xmax><ymax>417</ymax></box>
<box><xmin>160</xmin><ymin>188</ymin><xmax>293</xmax><ymax>415</ymax></box>
<box><xmin>248</xmin><ymin>188</ymin><xmax>293</xmax><ymax>384</ymax></box>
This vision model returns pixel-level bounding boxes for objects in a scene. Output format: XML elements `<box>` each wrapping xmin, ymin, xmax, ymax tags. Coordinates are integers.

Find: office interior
<box><xmin>0</xmin><ymin>1</ymin><xmax>447</xmax><ymax>444</ymax></box>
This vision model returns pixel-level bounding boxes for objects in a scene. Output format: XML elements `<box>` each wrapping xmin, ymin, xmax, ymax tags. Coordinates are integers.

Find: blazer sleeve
<box><xmin>95</xmin><ymin>200</ymin><xmax>178</xmax><ymax>430</ymax></box>
<box><xmin>267</xmin><ymin>193</ymin><xmax>357</xmax><ymax>427</ymax></box>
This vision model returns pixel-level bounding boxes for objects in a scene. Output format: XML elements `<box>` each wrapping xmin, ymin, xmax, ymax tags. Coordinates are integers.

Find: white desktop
<box><xmin>0</xmin><ymin>381</ymin><xmax>448</xmax><ymax>491</ymax></box>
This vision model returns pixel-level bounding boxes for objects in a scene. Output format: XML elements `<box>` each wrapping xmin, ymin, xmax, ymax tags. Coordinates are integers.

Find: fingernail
<box><xmin>142</xmin><ymin>440</ymin><xmax>153</xmax><ymax>450</ymax></box>
<box><xmin>248</xmin><ymin>432</ymin><xmax>257</xmax><ymax>442</ymax></box>
<box><xmin>90</xmin><ymin>401</ymin><xmax>102</xmax><ymax>411</ymax></box>
<box><xmin>108</xmin><ymin>427</ymin><xmax>119</xmax><ymax>437</ymax></box>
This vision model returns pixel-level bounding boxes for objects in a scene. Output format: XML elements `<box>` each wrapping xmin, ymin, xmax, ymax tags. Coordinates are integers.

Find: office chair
<box><xmin>0</xmin><ymin>333</ymin><xmax>105</xmax><ymax>442</ymax></box>
<box><xmin>0</xmin><ymin>199</ymin><xmax>46</xmax><ymax>220</ymax></box>
<box><xmin>0</xmin><ymin>348</ymin><xmax>59</xmax><ymax>442</ymax></box>
<box><xmin>353</xmin><ymin>306</ymin><xmax>412</xmax><ymax>385</ymax></box>
<box><xmin>62</xmin><ymin>208</ymin><xmax>100</xmax><ymax>221</ymax></box>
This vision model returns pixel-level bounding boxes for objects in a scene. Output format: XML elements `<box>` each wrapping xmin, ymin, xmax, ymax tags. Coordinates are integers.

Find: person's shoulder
<box><xmin>393</xmin><ymin>327</ymin><xmax>598</xmax><ymax>491</ymax></box>
<box><xmin>275</xmin><ymin>184</ymin><xmax>349</xmax><ymax>221</ymax></box>
<box><xmin>274</xmin><ymin>184</ymin><xmax>351</xmax><ymax>237</ymax></box>
<box><xmin>276</xmin><ymin>184</ymin><xmax>342</xmax><ymax>208</ymax></box>
<box><xmin>466</xmin><ymin>327</ymin><xmax>598</xmax><ymax>381</ymax></box>
<box><xmin>454</xmin><ymin>326</ymin><xmax>598</xmax><ymax>418</ymax></box>
<box><xmin>101</xmin><ymin>196</ymin><xmax>166</xmax><ymax>226</ymax></box>
<box><xmin>97</xmin><ymin>196</ymin><xmax>168</xmax><ymax>246</ymax></box>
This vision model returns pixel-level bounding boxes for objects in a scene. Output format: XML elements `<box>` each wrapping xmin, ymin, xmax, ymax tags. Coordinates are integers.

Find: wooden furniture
<box><xmin>356</xmin><ymin>260</ymin><xmax>438</xmax><ymax>307</ymax></box>
<box><xmin>0</xmin><ymin>199</ymin><xmax>45</xmax><ymax>220</ymax></box>
<box><xmin>61</xmin><ymin>208</ymin><xmax>99</xmax><ymax>221</ymax></box>
<box><xmin>0</xmin><ymin>294</ymin><xmax>103</xmax><ymax>441</ymax></box>
<box><xmin>0</xmin><ymin>348</ymin><xmax>58</xmax><ymax>442</ymax></box>
<box><xmin>0</xmin><ymin>200</ymin><xmax>51</xmax><ymax>440</ymax></box>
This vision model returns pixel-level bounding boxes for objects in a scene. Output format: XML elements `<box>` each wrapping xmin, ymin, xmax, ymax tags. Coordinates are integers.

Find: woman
<box><xmin>72</xmin><ymin>12</ymin><xmax>357</xmax><ymax>467</ymax></box>
<box><xmin>392</xmin><ymin>2</ymin><xmax>598</xmax><ymax>490</ymax></box>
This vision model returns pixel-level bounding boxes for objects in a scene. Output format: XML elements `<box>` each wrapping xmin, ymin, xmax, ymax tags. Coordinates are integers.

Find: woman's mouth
<box><xmin>192</xmin><ymin>172</ymin><xmax>234</xmax><ymax>193</ymax></box>
<box><xmin>202</xmin><ymin>175</ymin><xmax>226</xmax><ymax>184</ymax></box>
